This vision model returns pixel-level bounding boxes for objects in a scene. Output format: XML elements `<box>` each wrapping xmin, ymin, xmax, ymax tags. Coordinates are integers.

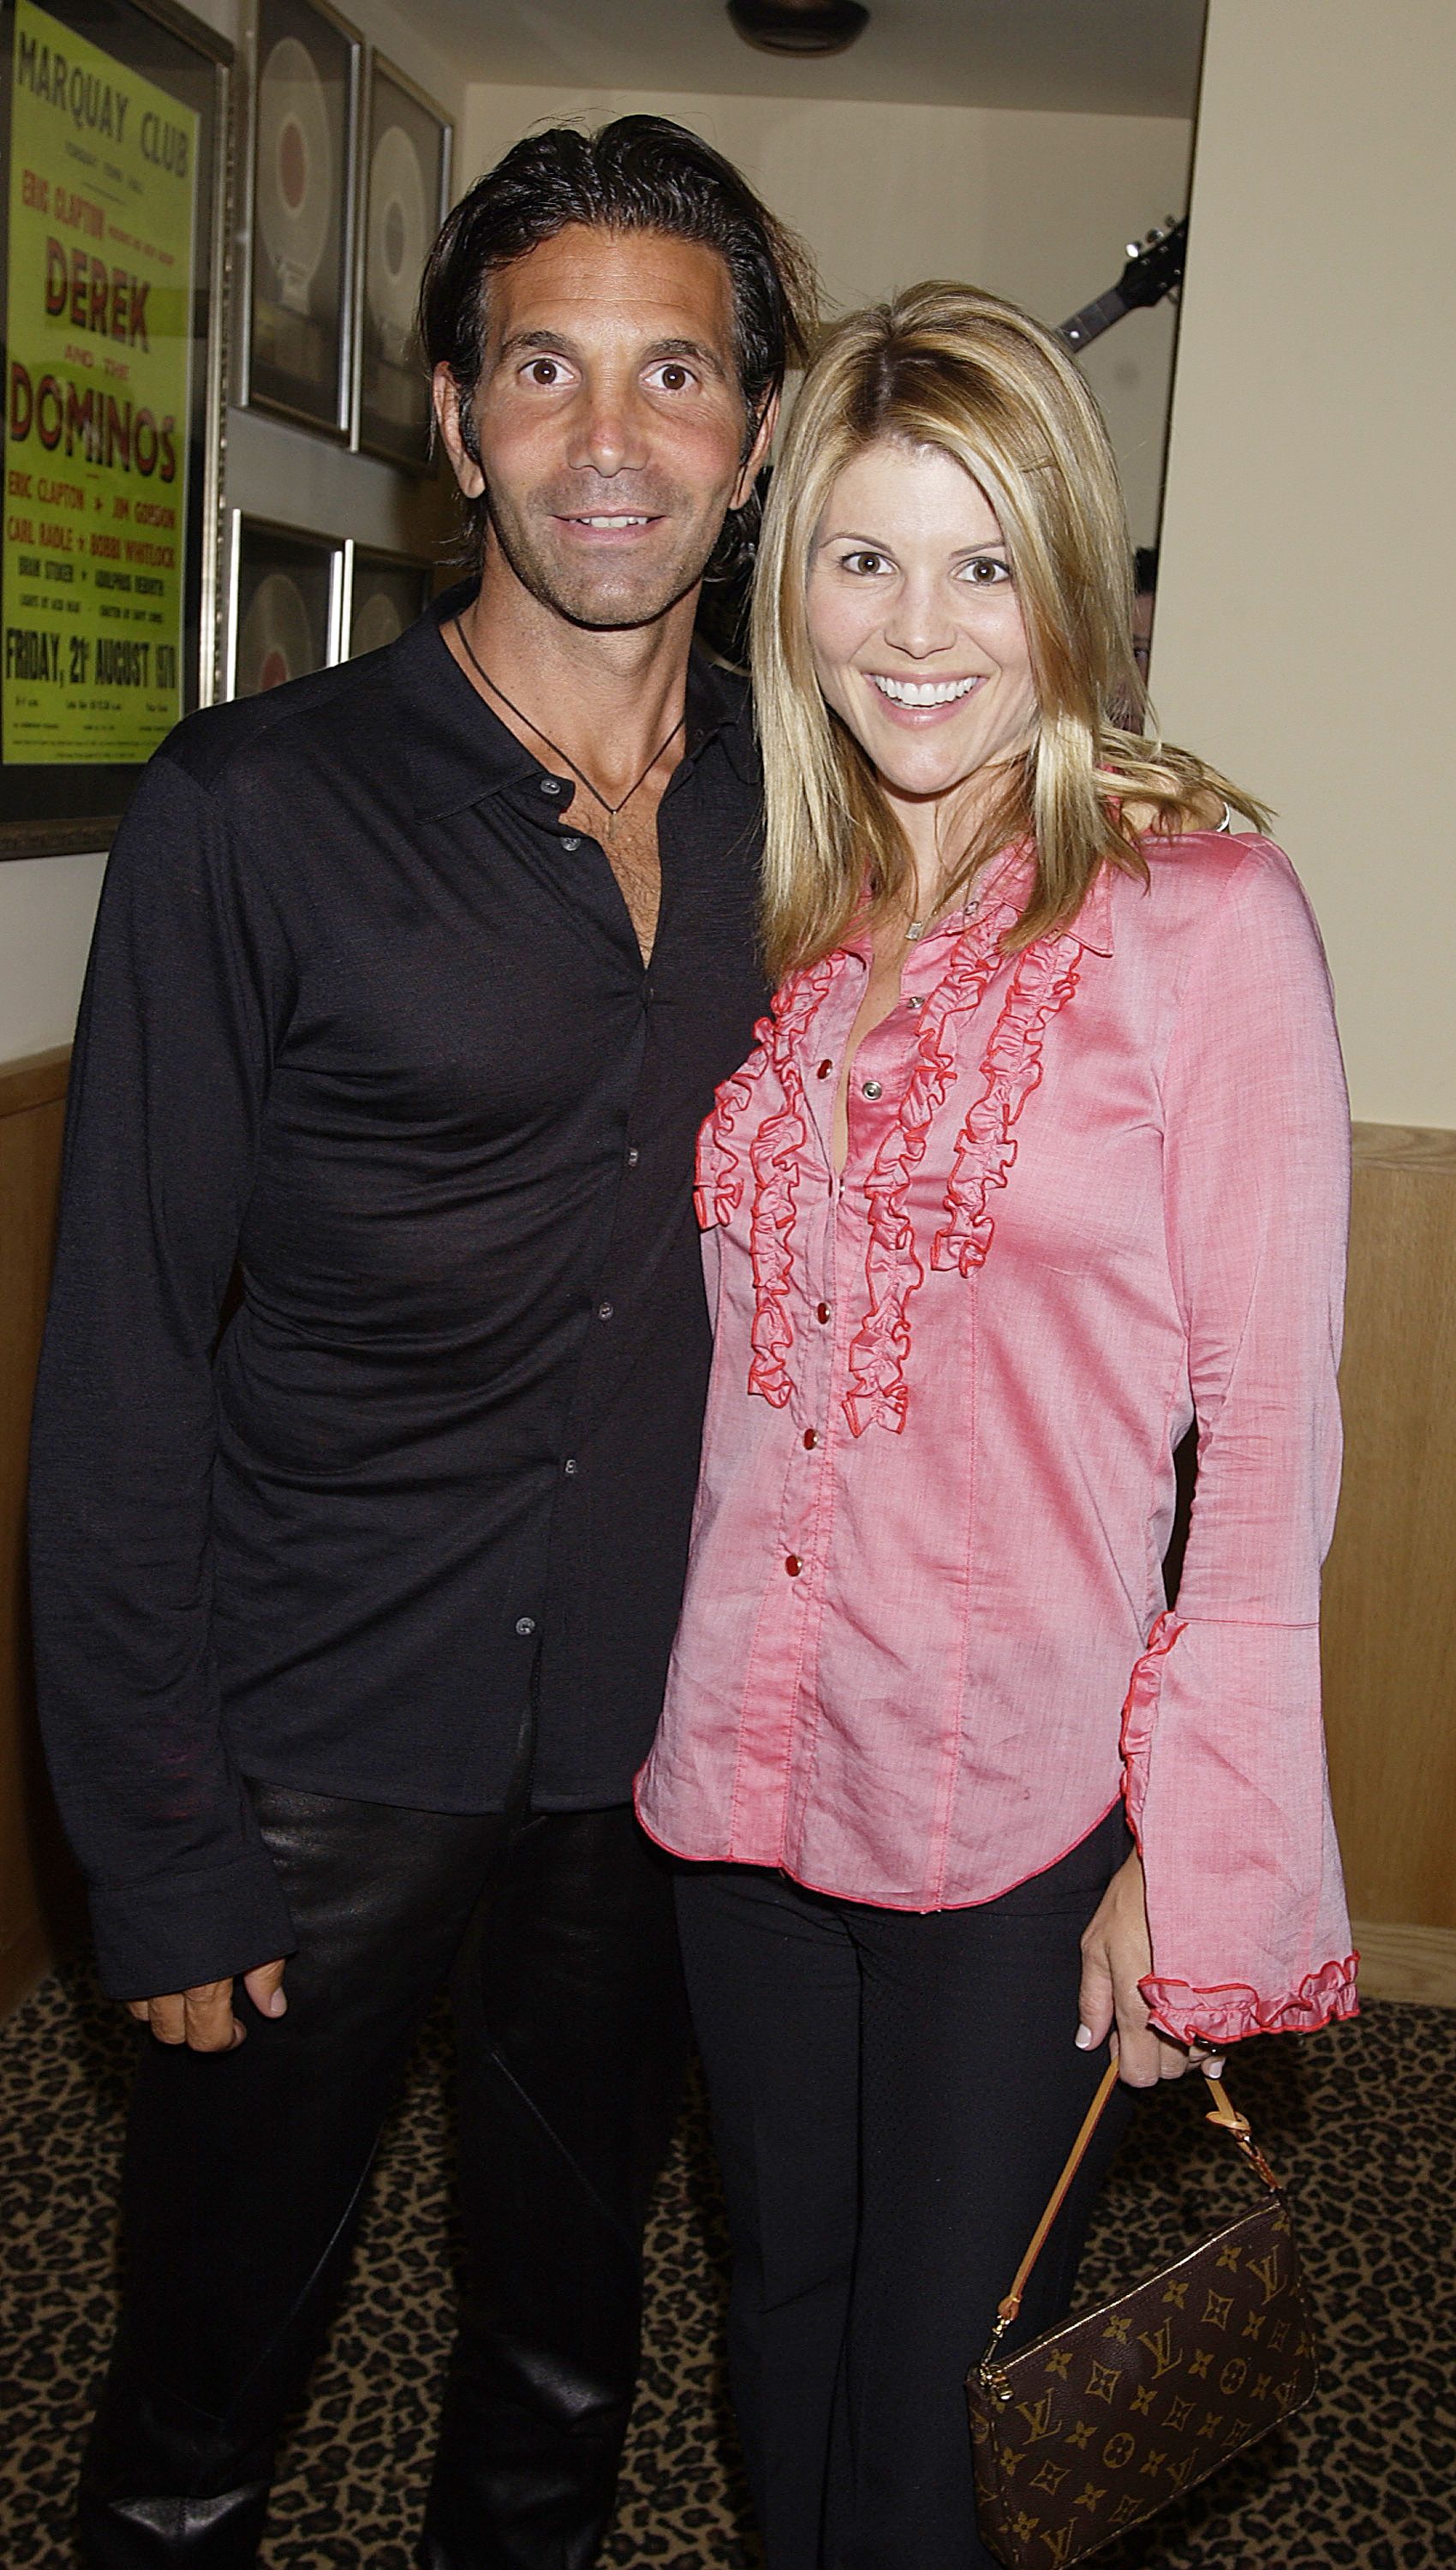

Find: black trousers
<box><xmin>78</xmin><ymin>1785</ymin><xmax>689</xmax><ymax>2570</ymax></box>
<box><xmin>674</xmin><ymin>1802</ymin><xmax>1136</xmax><ymax>2570</ymax></box>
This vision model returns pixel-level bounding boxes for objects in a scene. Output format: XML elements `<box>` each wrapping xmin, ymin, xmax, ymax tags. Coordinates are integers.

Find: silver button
<box><xmin>625</xmin><ymin>1147</ymin><xmax>640</xmax><ymax>1168</ymax></box>
<box><xmin>862</xmin><ymin>1078</ymin><xmax>883</xmax><ymax>1100</ymax></box>
<box><xmin>905</xmin><ymin>994</ymin><xmax>924</xmax><ymax>1011</ymax></box>
<box><xmin>515</xmin><ymin>1615</ymin><xmax>537</xmax><ymax>1637</ymax></box>
<box><xmin>564</xmin><ymin>1458</ymin><xmax>578</xmax><ymax>1477</ymax></box>
<box><xmin>561</xmin><ymin>834</ymin><xmax>582</xmax><ymax>851</ymax></box>
<box><xmin>540</xmin><ymin>776</ymin><xmax>564</xmax><ymax>798</ymax></box>
<box><xmin>598</xmin><ymin>1300</ymin><xmax>614</xmax><ymax>1320</ymax></box>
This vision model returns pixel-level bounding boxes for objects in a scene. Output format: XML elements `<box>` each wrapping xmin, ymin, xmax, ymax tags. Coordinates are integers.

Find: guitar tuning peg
<box><xmin>1125</xmin><ymin>241</ymin><xmax>1141</xmax><ymax>261</ymax></box>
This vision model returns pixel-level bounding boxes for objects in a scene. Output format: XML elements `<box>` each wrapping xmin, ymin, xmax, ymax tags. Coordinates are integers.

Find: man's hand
<box><xmin>1077</xmin><ymin>1851</ymin><xmax>1224</xmax><ymax>2089</ymax></box>
<box><xmin>126</xmin><ymin>1958</ymin><xmax>288</xmax><ymax>2052</ymax></box>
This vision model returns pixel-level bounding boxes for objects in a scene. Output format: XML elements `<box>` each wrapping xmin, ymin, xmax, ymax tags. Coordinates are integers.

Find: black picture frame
<box><xmin>227</xmin><ymin>511</ymin><xmax>340</xmax><ymax>696</ymax></box>
<box><xmin>355</xmin><ymin>56</ymin><xmax>449</xmax><ymax>471</ymax></box>
<box><xmin>0</xmin><ymin>0</ymin><xmax>231</xmax><ymax>858</ymax></box>
<box><xmin>244</xmin><ymin>0</ymin><xmax>358</xmax><ymax>436</ymax></box>
<box><xmin>343</xmin><ymin>541</ymin><xmax>431</xmax><ymax>657</ymax></box>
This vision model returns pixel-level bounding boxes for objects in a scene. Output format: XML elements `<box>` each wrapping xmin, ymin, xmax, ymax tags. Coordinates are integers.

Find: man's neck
<box><xmin>450</xmin><ymin>550</ymin><xmax>701</xmax><ymax>804</ymax></box>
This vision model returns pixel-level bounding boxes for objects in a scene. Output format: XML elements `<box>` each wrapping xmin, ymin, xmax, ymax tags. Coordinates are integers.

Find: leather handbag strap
<box><xmin>990</xmin><ymin>2058</ymin><xmax>1277</xmax><ymax>2340</ymax></box>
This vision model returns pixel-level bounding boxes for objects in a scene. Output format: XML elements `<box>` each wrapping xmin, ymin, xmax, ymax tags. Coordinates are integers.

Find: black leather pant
<box><xmin>77</xmin><ymin>1785</ymin><xmax>689</xmax><ymax>2569</ymax></box>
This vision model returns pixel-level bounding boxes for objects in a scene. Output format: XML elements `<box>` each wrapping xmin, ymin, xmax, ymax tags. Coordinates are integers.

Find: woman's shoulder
<box><xmin>1132</xmin><ymin>825</ymin><xmax>1307</xmax><ymax>914</ymax></box>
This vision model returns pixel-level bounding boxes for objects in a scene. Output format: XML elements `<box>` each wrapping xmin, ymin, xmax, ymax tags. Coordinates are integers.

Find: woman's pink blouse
<box><xmin>634</xmin><ymin>834</ymin><xmax>1359</xmax><ymax>2048</ymax></box>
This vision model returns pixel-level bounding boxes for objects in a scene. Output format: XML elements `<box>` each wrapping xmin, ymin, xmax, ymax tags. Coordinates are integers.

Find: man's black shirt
<box><xmin>28</xmin><ymin>590</ymin><xmax>767</xmax><ymax>1999</ymax></box>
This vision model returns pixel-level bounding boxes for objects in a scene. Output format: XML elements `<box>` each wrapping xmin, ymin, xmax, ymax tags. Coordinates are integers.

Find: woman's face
<box><xmin>805</xmin><ymin>438</ymin><xmax>1037</xmax><ymax>815</ymax></box>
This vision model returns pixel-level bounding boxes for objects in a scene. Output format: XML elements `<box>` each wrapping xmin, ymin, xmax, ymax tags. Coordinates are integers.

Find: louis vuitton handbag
<box><xmin>966</xmin><ymin>2061</ymin><xmax>1318</xmax><ymax>2567</ymax></box>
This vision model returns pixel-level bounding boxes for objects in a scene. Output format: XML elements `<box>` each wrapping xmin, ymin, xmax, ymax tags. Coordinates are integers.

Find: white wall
<box><xmin>0</xmin><ymin>0</ymin><xmax>468</xmax><ymax>1065</ymax></box>
<box><xmin>1152</xmin><ymin>0</ymin><xmax>1456</xmax><ymax>1127</ymax></box>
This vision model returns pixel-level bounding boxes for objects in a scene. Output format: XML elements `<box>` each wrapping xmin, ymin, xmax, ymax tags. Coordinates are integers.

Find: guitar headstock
<box><xmin>1115</xmin><ymin>218</ymin><xmax>1188</xmax><ymax>313</ymax></box>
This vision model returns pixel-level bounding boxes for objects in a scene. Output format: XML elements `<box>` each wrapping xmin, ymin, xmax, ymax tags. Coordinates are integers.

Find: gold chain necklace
<box><xmin>453</xmin><ymin>619</ymin><xmax>685</xmax><ymax>844</ymax></box>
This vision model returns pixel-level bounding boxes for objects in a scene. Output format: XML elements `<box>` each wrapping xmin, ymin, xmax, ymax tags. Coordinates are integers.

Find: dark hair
<box><xmin>419</xmin><ymin>115</ymin><xmax>817</xmax><ymax>571</ymax></box>
<box><xmin>1133</xmin><ymin>545</ymin><xmax>1160</xmax><ymax>595</ymax></box>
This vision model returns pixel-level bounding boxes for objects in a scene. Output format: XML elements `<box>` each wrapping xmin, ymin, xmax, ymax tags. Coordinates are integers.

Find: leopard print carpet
<box><xmin>1</xmin><ymin>1966</ymin><xmax>1450</xmax><ymax>2568</ymax></box>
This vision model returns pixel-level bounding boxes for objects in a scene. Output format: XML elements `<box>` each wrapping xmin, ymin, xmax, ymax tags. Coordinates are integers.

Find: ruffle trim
<box><xmin>701</xmin><ymin>857</ymin><xmax>1099</xmax><ymax>1431</ymax></box>
<box><xmin>843</xmin><ymin>883</ymin><xmax>1089</xmax><ymax>1436</ymax></box>
<box><xmin>1142</xmin><ymin>1956</ymin><xmax>1361</xmax><ymax>2046</ymax></box>
<box><xmin>1118</xmin><ymin>1606</ymin><xmax>1184</xmax><ymax>1841</ymax></box>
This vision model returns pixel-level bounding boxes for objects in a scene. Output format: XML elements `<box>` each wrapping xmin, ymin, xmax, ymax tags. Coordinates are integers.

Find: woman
<box><xmin>636</xmin><ymin>284</ymin><xmax>1357</xmax><ymax>2570</ymax></box>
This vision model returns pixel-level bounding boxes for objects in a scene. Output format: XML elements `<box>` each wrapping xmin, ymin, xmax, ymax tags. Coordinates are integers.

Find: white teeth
<box><xmin>870</xmin><ymin>674</ymin><xmax>980</xmax><ymax>706</ymax></box>
<box><xmin>576</xmin><ymin>515</ymin><xmax>649</xmax><ymax>528</ymax></box>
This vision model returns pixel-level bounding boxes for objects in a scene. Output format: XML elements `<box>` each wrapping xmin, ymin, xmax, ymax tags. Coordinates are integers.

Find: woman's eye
<box><xmin>842</xmin><ymin>551</ymin><xmax>889</xmax><ymax>577</ymax></box>
<box><xmin>961</xmin><ymin>555</ymin><xmax>1011</xmax><ymax>585</ymax></box>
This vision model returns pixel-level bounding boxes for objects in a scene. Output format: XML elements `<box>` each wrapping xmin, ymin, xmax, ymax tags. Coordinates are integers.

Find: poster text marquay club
<box><xmin>4</xmin><ymin>0</ymin><xmax>198</xmax><ymax>764</ymax></box>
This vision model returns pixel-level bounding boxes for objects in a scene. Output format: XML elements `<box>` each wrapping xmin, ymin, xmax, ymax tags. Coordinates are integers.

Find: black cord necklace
<box><xmin>453</xmin><ymin>618</ymin><xmax>685</xmax><ymax>843</ymax></box>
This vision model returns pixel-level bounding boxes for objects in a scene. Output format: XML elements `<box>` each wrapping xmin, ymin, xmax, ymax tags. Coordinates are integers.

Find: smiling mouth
<box><xmin>868</xmin><ymin>673</ymin><xmax>983</xmax><ymax>707</ymax></box>
<box><xmin>560</xmin><ymin>513</ymin><xmax>658</xmax><ymax>530</ymax></box>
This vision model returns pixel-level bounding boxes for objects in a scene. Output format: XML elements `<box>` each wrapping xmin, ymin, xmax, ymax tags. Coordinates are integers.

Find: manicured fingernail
<box><xmin>267</xmin><ymin>1989</ymin><xmax>287</xmax><ymax>2017</ymax></box>
<box><xmin>1075</xmin><ymin>2025</ymin><xmax>1095</xmax><ymax>2050</ymax></box>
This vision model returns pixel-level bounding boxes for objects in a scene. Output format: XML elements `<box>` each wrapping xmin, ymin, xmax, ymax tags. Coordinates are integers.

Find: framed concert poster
<box><xmin>0</xmin><ymin>0</ymin><xmax>231</xmax><ymax>857</ymax></box>
<box><xmin>245</xmin><ymin>0</ymin><xmax>358</xmax><ymax>433</ymax></box>
<box><xmin>343</xmin><ymin>541</ymin><xmax>431</xmax><ymax>657</ymax></box>
<box><xmin>355</xmin><ymin>57</ymin><xmax>449</xmax><ymax>469</ymax></box>
<box><xmin>226</xmin><ymin>512</ymin><xmax>341</xmax><ymax>696</ymax></box>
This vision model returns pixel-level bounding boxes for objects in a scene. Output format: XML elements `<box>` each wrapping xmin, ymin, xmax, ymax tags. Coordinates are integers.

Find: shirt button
<box><xmin>803</xmin><ymin>1429</ymin><xmax>818</xmax><ymax>1450</ymax></box>
<box><xmin>561</xmin><ymin>834</ymin><xmax>582</xmax><ymax>851</ymax></box>
<box><xmin>816</xmin><ymin>1059</ymin><xmax>832</xmax><ymax>1079</ymax></box>
<box><xmin>905</xmin><ymin>994</ymin><xmax>925</xmax><ymax>1011</ymax></box>
<box><xmin>625</xmin><ymin>1147</ymin><xmax>640</xmax><ymax>1168</ymax></box>
<box><xmin>563</xmin><ymin>1458</ymin><xmax>578</xmax><ymax>1476</ymax></box>
<box><xmin>598</xmin><ymin>1300</ymin><xmax>614</xmax><ymax>1320</ymax></box>
<box><xmin>540</xmin><ymin>776</ymin><xmax>564</xmax><ymax>798</ymax></box>
<box><xmin>785</xmin><ymin>1554</ymin><xmax>802</xmax><ymax>1577</ymax></box>
<box><xmin>515</xmin><ymin>1615</ymin><xmax>537</xmax><ymax>1637</ymax></box>
<box><xmin>816</xmin><ymin>1301</ymin><xmax>831</xmax><ymax>1324</ymax></box>
<box><xmin>862</xmin><ymin>1078</ymin><xmax>883</xmax><ymax>1100</ymax></box>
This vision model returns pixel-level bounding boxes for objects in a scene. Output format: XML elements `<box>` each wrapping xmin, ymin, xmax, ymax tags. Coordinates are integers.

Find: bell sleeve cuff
<box><xmin>1120</xmin><ymin>1610</ymin><xmax>1359</xmax><ymax>2047</ymax></box>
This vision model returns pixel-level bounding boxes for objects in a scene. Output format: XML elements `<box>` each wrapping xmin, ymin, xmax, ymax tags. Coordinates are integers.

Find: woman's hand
<box><xmin>1077</xmin><ymin>1850</ymin><xmax>1225</xmax><ymax>2088</ymax></box>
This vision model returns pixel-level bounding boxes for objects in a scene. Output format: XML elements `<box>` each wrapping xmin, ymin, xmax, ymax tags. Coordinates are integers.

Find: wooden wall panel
<box><xmin>1324</xmin><ymin>1124</ymin><xmax>1456</xmax><ymax>2000</ymax></box>
<box><xmin>0</xmin><ymin>1049</ymin><xmax>80</xmax><ymax>2018</ymax></box>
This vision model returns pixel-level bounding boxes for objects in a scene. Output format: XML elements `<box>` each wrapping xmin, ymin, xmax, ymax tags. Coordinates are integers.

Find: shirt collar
<box><xmin>392</xmin><ymin>580</ymin><xmax>757</xmax><ymax>821</ymax></box>
<box><xmin>910</xmin><ymin>846</ymin><xmax>1117</xmax><ymax>959</ymax></box>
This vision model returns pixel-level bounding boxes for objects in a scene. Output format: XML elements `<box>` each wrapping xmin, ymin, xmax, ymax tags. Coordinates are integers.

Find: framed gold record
<box><xmin>342</xmin><ymin>542</ymin><xmax>433</xmax><ymax>658</ymax></box>
<box><xmin>226</xmin><ymin>514</ymin><xmax>342</xmax><ymax>697</ymax></box>
<box><xmin>356</xmin><ymin>56</ymin><xmax>451</xmax><ymax>471</ymax></box>
<box><xmin>245</xmin><ymin>0</ymin><xmax>360</xmax><ymax>433</ymax></box>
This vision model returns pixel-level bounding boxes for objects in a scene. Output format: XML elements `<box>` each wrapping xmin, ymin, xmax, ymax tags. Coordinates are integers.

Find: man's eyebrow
<box><xmin>492</xmin><ymin>327</ymin><xmax>730</xmax><ymax>380</ymax></box>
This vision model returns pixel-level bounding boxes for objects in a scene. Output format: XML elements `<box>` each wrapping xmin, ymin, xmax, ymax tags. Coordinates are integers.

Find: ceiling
<box><xmin>432</xmin><ymin>0</ymin><xmax>1208</xmax><ymax>119</ymax></box>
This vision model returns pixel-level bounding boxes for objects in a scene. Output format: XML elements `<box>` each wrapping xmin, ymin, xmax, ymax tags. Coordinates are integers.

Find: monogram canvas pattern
<box><xmin>967</xmin><ymin>2197</ymin><xmax>1318</xmax><ymax>2567</ymax></box>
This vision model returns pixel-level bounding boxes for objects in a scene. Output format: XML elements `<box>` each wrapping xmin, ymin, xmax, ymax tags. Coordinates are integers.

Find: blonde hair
<box><xmin>752</xmin><ymin>282</ymin><xmax>1267</xmax><ymax>984</ymax></box>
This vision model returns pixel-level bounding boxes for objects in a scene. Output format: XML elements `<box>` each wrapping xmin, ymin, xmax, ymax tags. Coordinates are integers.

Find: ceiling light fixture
<box><xmin>726</xmin><ymin>0</ymin><xmax>870</xmax><ymax>58</ymax></box>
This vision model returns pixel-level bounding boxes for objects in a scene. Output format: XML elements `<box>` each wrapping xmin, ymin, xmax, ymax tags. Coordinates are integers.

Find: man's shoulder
<box><xmin>154</xmin><ymin>650</ymin><xmax>392</xmax><ymax>804</ymax></box>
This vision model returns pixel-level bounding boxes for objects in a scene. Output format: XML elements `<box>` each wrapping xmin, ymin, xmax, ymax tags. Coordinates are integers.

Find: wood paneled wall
<box><xmin>0</xmin><ymin>1049</ymin><xmax>80</xmax><ymax>2018</ymax></box>
<box><xmin>1324</xmin><ymin>1125</ymin><xmax>1456</xmax><ymax>2001</ymax></box>
<box><xmin>1</xmin><ymin>1079</ymin><xmax>1452</xmax><ymax>2015</ymax></box>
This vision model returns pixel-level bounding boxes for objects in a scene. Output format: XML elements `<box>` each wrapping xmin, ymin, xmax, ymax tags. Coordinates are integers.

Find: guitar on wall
<box><xmin>1058</xmin><ymin>218</ymin><xmax>1187</xmax><ymax>352</ymax></box>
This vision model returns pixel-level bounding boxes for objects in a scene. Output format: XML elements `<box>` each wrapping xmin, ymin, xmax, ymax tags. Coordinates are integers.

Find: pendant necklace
<box><xmin>454</xmin><ymin>618</ymin><xmax>684</xmax><ymax>844</ymax></box>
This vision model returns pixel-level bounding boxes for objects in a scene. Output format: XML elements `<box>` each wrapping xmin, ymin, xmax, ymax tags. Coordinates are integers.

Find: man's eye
<box><xmin>526</xmin><ymin>359</ymin><xmax>565</xmax><ymax>386</ymax></box>
<box><xmin>652</xmin><ymin>363</ymin><xmax>693</xmax><ymax>391</ymax></box>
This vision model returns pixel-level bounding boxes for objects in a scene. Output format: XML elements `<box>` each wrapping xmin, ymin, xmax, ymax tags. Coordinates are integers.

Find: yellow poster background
<box><xmin>3</xmin><ymin>0</ymin><xmax>198</xmax><ymax>762</ymax></box>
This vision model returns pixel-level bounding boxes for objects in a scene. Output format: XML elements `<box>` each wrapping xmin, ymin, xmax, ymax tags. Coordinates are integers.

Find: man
<box><xmin>28</xmin><ymin>117</ymin><xmax>812</xmax><ymax>2569</ymax></box>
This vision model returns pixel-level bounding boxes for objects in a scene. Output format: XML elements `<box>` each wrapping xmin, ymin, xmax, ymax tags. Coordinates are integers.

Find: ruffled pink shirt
<box><xmin>635</xmin><ymin>834</ymin><xmax>1358</xmax><ymax>2048</ymax></box>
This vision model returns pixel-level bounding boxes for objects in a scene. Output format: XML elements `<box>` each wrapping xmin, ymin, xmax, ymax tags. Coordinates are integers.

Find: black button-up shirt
<box><xmin>28</xmin><ymin>588</ymin><xmax>767</xmax><ymax>1999</ymax></box>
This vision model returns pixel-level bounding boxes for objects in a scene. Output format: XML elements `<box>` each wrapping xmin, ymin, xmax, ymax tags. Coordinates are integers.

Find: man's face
<box><xmin>435</xmin><ymin>224</ymin><xmax>769</xmax><ymax>631</ymax></box>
